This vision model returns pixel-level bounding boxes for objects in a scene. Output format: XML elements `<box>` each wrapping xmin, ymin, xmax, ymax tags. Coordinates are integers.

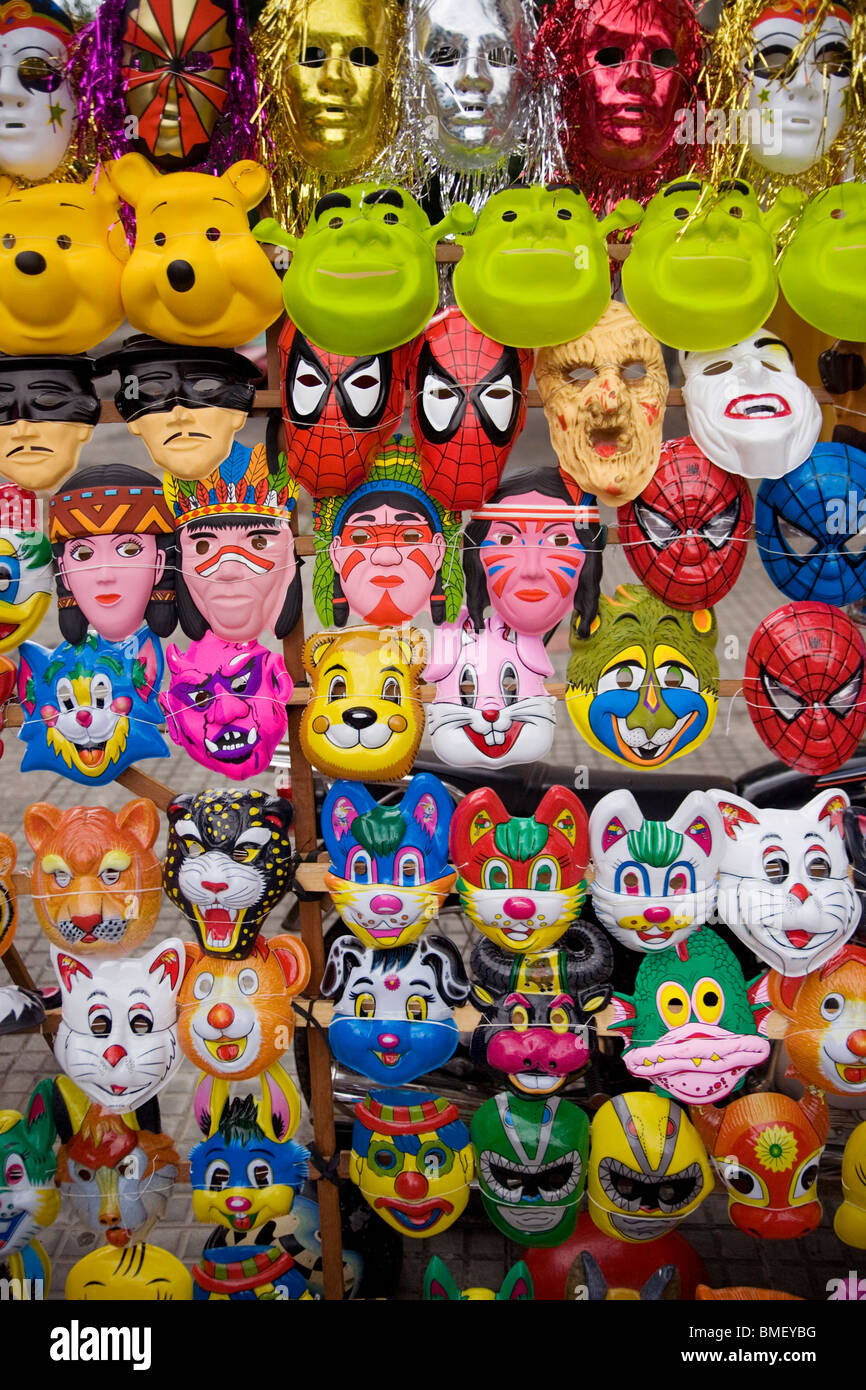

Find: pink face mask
<box><xmin>425</xmin><ymin>610</ymin><xmax>557</xmax><ymax>769</ymax></box>
<box><xmin>179</xmin><ymin>519</ymin><xmax>297</xmax><ymax>642</ymax></box>
<box><xmin>328</xmin><ymin>501</ymin><xmax>447</xmax><ymax>627</ymax></box>
<box><xmin>58</xmin><ymin>533</ymin><xmax>165</xmax><ymax>643</ymax></box>
<box><xmin>474</xmin><ymin>490</ymin><xmax>592</xmax><ymax>636</ymax></box>
<box><xmin>159</xmin><ymin>631</ymin><xmax>293</xmax><ymax>779</ymax></box>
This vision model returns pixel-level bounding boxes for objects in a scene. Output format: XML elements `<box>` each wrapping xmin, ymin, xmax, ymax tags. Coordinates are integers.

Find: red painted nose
<box><xmin>76</xmin><ymin>710</ymin><xmax>92</xmax><ymax>727</ymax></box>
<box><xmin>103</xmin><ymin>1044</ymin><xmax>127</xmax><ymax>1067</ymax></box>
<box><xmin>201</xmin><ymin>881</ymin><xmax>228</xmax><ymax>893</ymax></box>
<box><xmin>207</xmin><ymin>1003</ymin><xmax>235</xmax><ymax>1030</ymax></box>
<box><xmin>789</xmin><ymin>883</ymin><xmax>810</xmax><ymax>903</ymax></box>
<box><xmin>370</xmin><ymin>894</ymin><xmax>402</xmax><ymax>915</ymax></box>
<box><xmin>847</xmin><ymin>1030</ymin><xmax>866</xmax><ymax>1057</ymax></box>
<box><xmin>225</xmin><ymin>1196</ymin><xmax>251</xmax><ymax>1211</ymax></box>
<box><xmin>377</xmin><ymin>1033</ymin><xmax>400</xmax><ymax>1049</ymax></box>
<box><xmin>72</xmin><ymin>914</ymin><xmax>102</xmax><ymax>932</ymax></box>
<box><xmin>481</xmin><ymin>706</ymin><xmax>499</xmax><ymax>723</ymax></box>
<box><xmin>643</xmin><ymin>906</ymin><xmax>671</xmax><ymax>923</ymax></box>
<box><xmin>503</xmin><ymin>897</ymin><xmax>535</xmax><ymax>920</ymax></box>
<box><xmin>394</xmin><ymin>1169</ymin><xmax>428</xmax><ymax>1200</ymax></box>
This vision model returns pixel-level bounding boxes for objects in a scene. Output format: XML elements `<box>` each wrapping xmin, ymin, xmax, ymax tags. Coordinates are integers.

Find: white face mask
<box><xmin>740</xmin><ymin>8</ymin><xmax>853</xmax><ymax>175</ymax></box>
<box><xmin>0</xmin><ymin>25</ymin><xmax>75</xmax><ymax>181</ymax></box>
<box><xmin>680</xmin><ymin>330</ymin><xmax>822</xmax><ymax>478</ymax></box>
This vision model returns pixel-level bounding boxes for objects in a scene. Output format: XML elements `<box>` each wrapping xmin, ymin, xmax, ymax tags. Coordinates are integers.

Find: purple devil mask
<box><xmin>159</xmin><ymin>630</ymin><xmax>292</xmax><ymax>778</ymax></box>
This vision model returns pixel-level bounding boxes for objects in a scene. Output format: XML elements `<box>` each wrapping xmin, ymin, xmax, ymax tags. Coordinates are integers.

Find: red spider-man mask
<box><xmin>409</xmin><ymin>307</ymin><xmax>533</xmax><ymax>512</ymax></box>
<box><xmin>279</xmin><ymin>316</ymin><xmax>413</xmax><ymax>499</ymax></box>
<box><xmin>618</xmin><ymin>436</ymin><xmax>753</xmax><ymax>610</ymax></box>
<box><xmin>121</xmin><ymin>0</ymin><xmax>234</xmax><ymax>169</ymax></box>
<box><xmin>745</xmin><ymin>602</ymin><xmax>866</xmax><ymax>774</ymax></box>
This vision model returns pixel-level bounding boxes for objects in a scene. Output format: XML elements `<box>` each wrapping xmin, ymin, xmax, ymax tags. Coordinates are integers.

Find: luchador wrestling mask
<box><xmin>50</xmin><ymin>464</ymin><xmax>177</xmax><ymax>646</ymax></box>
<box><xmin>425</xmin><ymin>610</ymin><xmax>558</xmax><ymax>770</ymax></box>
<box><xmin>587</xmin><ymin>1092</ymin><xmax>713</xmax><ymax>1243</ymax></box>
<box><xmin>567</xmin><ymin>582</ymin><xmax>719</xmax><ymax>769</ymax></box>
<box><xmin>693</xmin><ymin>1088</ymin><xmax>829</xmax><ymax>1241</ymax></box>
<box><xmin>738</xmin><ymin>0</ymin><xmax>854</xmax><ymax>176</ymax></box>
<box><xmin>462</xmin><ymin>469</ymin><xmax>604</xmax><ymax>639</ymax></box>
<box><xmin>0</xmin><ymin>0</ymin><xmax>76</xmax><ymax>182</ymax></box>
<box><xmin>744</xmin><ymin>601</ymin><xmax>866</xmax><ymax>773</ymax></box>
<box><xmin>0</xmin><ymin>1081</ymin><xmax>59</xmax><ymax>1260</ymax></box>
<box><xmin>450</xmin><ymin>784</ymin><xmax>589</xmax><ymax>952</ymax></box>
<box><xmin>609</xmin><ymin>927</ymin><xmax>771</xmax><ymax>1104</ymax></box>
<box><xmin>255</xmin><ymin>183</ymin><xmax>475</xmax><ymax>357</ymax></box>
<box><xmin>535</xmin><ymin>301</ymin><xmax>667</xmax><ymax>506</ymax></box>
<box><xmin>163</xmin><ymin>789</ymin><xmax>295</xmax><ymax>959</ymax></box>
<box><xmin>755</xmin><ymin>443</ymin><xmax>866</xmax><ymax>606</ymax></box>
<box><xmin>0</xmin><ymin>482</ymin><xmax>51</xmax><ymax>651</ymax></box>
<box><xmin>471</xmin><ymin>1092</ymin><xmax>589</xmax><ymax>1246</ymax></box>
<box><xmin>350</xmin><ymin>1090</ymin><xmax>474</xmax><ymax>1237</ymax></box>
<box><xmin>452</xmin><ymin>186</ymin><xmax>643</xmax><ymax>349</ymax></box>
<box><xmin>313</xmin><ymin>436</ymin><xmax>462</xmax><ymax>628</ymax></box>
<box><xmin>778</xmin><ymin>182</ymin><xmax>866</xmax><ymax>342</ymax></box>
<box><xmin>713</xmin><ymin>788</ymin><xmax>861</xmax><ymax>977</ymax></box>
<box><xmin>322</xmin><ymin>931</ymin><xmax>470</xmax><ymax>1085</ymax></box>
<box><xmin>0</xmin><ymin>353</ymin><xmax>100</xmax><ymax>494</ymax></box>
<box><xmin>680</xmin><ymin>328</ymin><xmax>822</xmax><ymax>479</ymax></box>
<box><xmin>409</xmin><ymin>307</ymin><xmax>532</xmax><ymax>512</ymax></box>
<box><xmin>100</xmin><ymin>335</ymin><xmax>260</xmax><ymax>479</ymax></box>
<box><xmin>52</xmin><ymin>939</ymin><xmax>184</xmax><ymax>1112</ymax></box>
<box><xmin>322</xmin><ymin>774</ymin><xmax>456</xmax><ymax>949</ymax></box>
<box><xmin>589</xmin><ymin>789</ymin><xmax>724</xmax><ymax>953</ymax></box>
<box><xmin>618</xmin><ymin>437</ymin><xmax>753</xmax><ymax>609</ymax></box>
<box><xmin>279</xmin><ymin>315</ymin><xmax>413</xmax><ymax>500</ymax></box>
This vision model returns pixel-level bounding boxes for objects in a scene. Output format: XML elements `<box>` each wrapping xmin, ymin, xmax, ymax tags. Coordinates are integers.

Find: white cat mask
<box><xmin>52</xmin><ymin>938</ymin><xmax>184</xmax><ymax>1111</ymax></box>
<box><xmin>589</xmin><ymin>790</ymin><xmax>723</xmax><ymax>952</ymax></box>
<box><xmin>713</xmin><ymin>789</ymin><xmax>860</xmax><ymax>977</ymax></box>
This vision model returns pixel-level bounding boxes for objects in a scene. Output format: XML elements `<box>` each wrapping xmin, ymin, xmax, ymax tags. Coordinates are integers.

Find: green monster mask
<box><xmin>452</xmin><ymin>184</ymin><xmax>644</xmax><ymax>348</ymax></box>
<box><xmin>622</xmin><ymin>178</ymin><xmax>804</xmax><ymax>350</ymax></box>
<box><xmin>778</xmin><ymin>183</ymin><xmax>866</xmax><ymax>342</ymax></box>
<box><xmin>254</xmin><ymin>184</ymin><xmax>476</xmax><ymax>356</ymax></box>
<box><xmin>566</xmin><ymin>582</ymin><xmax>719</xmax><ymax>769</ymax></box>
<box><xmin>609</xmin><ymin>927</ymin><xmax>771</xmax><ymax>1105</ymax></box>
<box><xmin>471</xmin><ymin>1091</ymin><xmax>589</xmax><ymax>1247</ymax></box>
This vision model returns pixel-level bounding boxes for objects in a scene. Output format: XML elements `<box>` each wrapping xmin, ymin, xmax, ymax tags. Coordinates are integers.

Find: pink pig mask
<box><xmin>178</xmin><ymin>519</ymin><xmax>297</xmax><ymax>642</ymax></box>
<box><xmin>158</xmin><ymin>631</ymin><xmax>293</xmax><ymax>779</ymax></box>
<box><xmin>424</xmin><ymin>609</ymin><xmax>557</xmax><ymax>768</ymax></box>
<box><xmin>58</xmin><ymin>533</ymin><xmax>165</xmax><ymax>643</ymax></box>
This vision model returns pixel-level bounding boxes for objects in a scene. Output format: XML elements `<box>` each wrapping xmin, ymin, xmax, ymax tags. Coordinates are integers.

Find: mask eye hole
<box><xmin>595</xmin><ymin>45</ymin><xmax>624</xmax><ymax>65</ymax></box>
<box><xmin>501</xmin><ymin>210</ymin><xmax>517</xmax><ymax>222</ymax></box>
<box><xmin>702</xmin><ymin>360</ymin><xmax>732</xmax><ymax>375</ymax></box>
<box><xmin>820</xmin><ymin>992</ymin><xmax>844</xmax><ymax>1021</ymax></box>
<box><xmin>762</xmin><ymin>848</ymin><xmax>789</xmax><ymax>883</ymax></box>
<box><xmin>556</xmin><ymin>208</ymin><xmax>572</xmax><ymax>221</ymax></box>
<box><xmin>831</xmin><ymin>208</ymin><xmax>846</xmax><ymax>220</ymax></box>
<box><xmin>56</xmin><ymin>234</ymin><xmax>71</xmax><ymax>250</ymax></box>
<box><xmin>673</xmin><ymin>207</ymin><xmax>690</xmax><ymax>220</ymax></box>
<box><xmin>729</xmin><ymin>206</ymin><xmax>744</xmax><ymax>219</ymax></box>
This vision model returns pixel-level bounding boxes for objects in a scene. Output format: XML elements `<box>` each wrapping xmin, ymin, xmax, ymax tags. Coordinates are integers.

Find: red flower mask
<box><xmin>745</xmin><ymin>602</ymin><xmax>866</xmax><ymax>773</ymax></box>
<box><xmin>618</xmin><ymin>436</ymin><xmax>753</xmax><ymax>610</ymax></box>
<box><xmin>278</xmin><ymin>316</ymin><xmax>413</xmax><ymax>499</ymax></box>
<box><xmin>409</xmin><ymin>307</ymin><xmax>533</xmax><ymax>512</ymax></box>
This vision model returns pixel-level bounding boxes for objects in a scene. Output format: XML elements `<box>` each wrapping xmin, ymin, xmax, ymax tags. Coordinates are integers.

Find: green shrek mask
<box><xmin>609</xmin><ymin>926</ymin><xmax>771</xmax><ymax>1106</ymax></box>
<box><xmin>566</xmin><ymin>582</ymin><xmax>718</xmax><ymax>769</ymax></box>
<box><xmin>254</xmin><ymin>184</ymin><xmax>476</xmax><ymax>356</ymax></box>
<box><xmin>779</xmin><ymin>183</ymin><xmax>866</xmax><ymax>342</ymax></box>
<box><xmin>622</xmin><ymin>177</ymin><xmax>804</xmax><ymax>350</ymax></box>
<box><xmin>471</xmin><ymin>1091</ymin><xmax>588</xmax><ymax>1247</ymax></box>
<box><xmin>452</xmin><ymin>184</ymin><xmax>644</xmax><ymax>349</ymax></box>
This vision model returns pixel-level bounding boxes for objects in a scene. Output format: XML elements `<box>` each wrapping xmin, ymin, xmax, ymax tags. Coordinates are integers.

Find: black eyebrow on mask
<box><xmin>394</xmin><ymin>511</ymin><xmax>426</xmax><ymax>522</ymax></box>
<box><xmin>719</xmin><ymin>179</ymin><xmax>750</xmax><ymax>197</ymax></box>
<box><xmin>315</xmin><ymin>192</ymin><xmax>352</xmax><ymax>218</ymax></box>
<box><xmin>663</xmin><ymin>181</ymin><xmax>701</xmax><ymax>196</ymax></box>
<box><xmin>365</xmin><ymin>188</ymin><xmax>404</xmax><ymax>209</ymax></box>
<box><xmin>754</xmin><ymin>336</ymin><xmax>793</xmax><ymax>360</ymax></box>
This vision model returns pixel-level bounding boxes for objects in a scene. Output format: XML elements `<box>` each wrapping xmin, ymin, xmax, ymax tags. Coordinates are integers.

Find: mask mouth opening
<box><xmin>590</xmin><ymin>426</ymin><xmax>625</xmax><ymax>456</ymax></box>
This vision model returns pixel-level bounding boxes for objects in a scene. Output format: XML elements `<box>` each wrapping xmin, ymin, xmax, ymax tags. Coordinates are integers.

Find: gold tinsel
<box><xmin>698</xmin><ymin>0</ymin><xmax>866</xmax><ymax>202</ymax></box>
<box><xmin>252</xmin><ymin>0</ymin><xmax>409</xmax><ymax>234</ymax></box>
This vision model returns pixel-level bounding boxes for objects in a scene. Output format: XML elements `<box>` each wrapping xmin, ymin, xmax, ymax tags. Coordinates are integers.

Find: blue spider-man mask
<box><xmin>755</xmin><ymin>443</ymin><xmax>866</xmax><ymax>606</ymax></box>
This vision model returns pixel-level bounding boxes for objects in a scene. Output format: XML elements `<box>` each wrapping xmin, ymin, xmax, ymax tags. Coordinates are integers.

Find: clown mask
<box><xmin>618</xmin><ymin>437</ymin><xmax>753</xmax><ymax>610</ymax></box>
<box><xmin>0</xmin><ymin>483</ymin><xmax>51</xmax><ymax>651</ymax></box>
<box><xmin>713</xmin><ymin>788</ymin><xmax>861</xmax><ymax>977</ymax></box>
<box><xmin>567</xmin><ymin>582</ymin><xmax>719</xmax><ymax>769</ymax></box>
<box><xmin>589</xmin><ymin>789</ymin><xmax>725</xmax><ymax>953</ymax></box>
<box><xmin>160</xmin><ymin>633</ymin><xmax>293</xmax><ymax>780</ymax></box>
<box><xmin>322</xmin><ymin>931</ymin><xmax>470</xmax><ymax>1085</ymax></box>
<box><xmin>535</xmin><ymin>301</ymin><xmax>667</xmax><ymax>506</ymax></box>
<box><xmin>0</xmin><ymin>354</ymin><xmax>101</xmax><ymax>495</ymax></box>
<box><xmin>322</xmin><ymin>774</ymin><xmax>456</xmax><ymax>950</ymax></box>
<box><xmin>740</xmin><ymin>1</ymin><xmax>854</xmax><ymax>176</ymax></box>
<box><xmin>471</xmin><ymin>1092</ymin><xmax>589</xmax><ymax>1246</ymax></box>
<box><xmin>350</xmin><ymin>1089</ymin><xmax>474</xmax><ymax>1237</ymax></box>
<box><xmin>744</xmin><ymin>601</ymin><xmax>866</xmax><ymax>773</ymax></box>
<box><xmin>0</xmin><ymin>0</ymin><xmax>75</xmax><ymax>182</ymax></box>
<box><xmin>680</xmin><ymin>329</ymin><xmax>822</xmax><ymax>479</ymax></box>
<box><xmin>587</xmin><ymin>1092</ymin><xmax>713</xmax><ymax>1243</ymax></box>
<box><xmin>52</xmin><ymin>939</ymin><xmax>184</xmax><ymax>1112</ymax></box>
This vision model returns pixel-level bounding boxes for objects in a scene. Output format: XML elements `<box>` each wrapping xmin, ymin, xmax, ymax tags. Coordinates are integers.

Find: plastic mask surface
<box><xmin>65</xmin><ymin>1242</ymin><xmax>193</xmax><ymax>1300</ymax></box>
<box><xmin>0</xmin><ymin>483</ymin><xmax>51</xmax><ymax>650</ymax></box>
<box><xmin>0</xmin><ymin>1080</ymin><xmax>59</xmax><ymax>1261</ymax></box>
<box><xmin>778</xmin><ymin>182</ymin><xmax>866</xmax><ymax>340</ymax></box>
<box><xmin>767</xmin><ymin>945</ymin><xmax>866</xmax><ymax>1097</ymax></box>
<box><xmin>0</xmin><ymin>354</ymin><xmax>100</xmax><ymax>493</ymax></box>
<box><xmin>0</xmin><ymin>0</ymin><xmax>76</xmax><ymax>182</ymax></box>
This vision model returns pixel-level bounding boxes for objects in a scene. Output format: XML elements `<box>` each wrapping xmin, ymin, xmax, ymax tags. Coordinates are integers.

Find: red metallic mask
<box><xmin>692</xmin><ymin>1089</ymin><xmax>829</xmax><ymax>1241</ymax></box>
<box><xmin>409</xmin><ymin>307</ymin><xmax>533</xmax><ymax>512</ymax></box>
<box><xmin>618</xmin><ymin>436</ymin><xmax>753</xmax><ymax>610</ymax></box>
<box><xmin>278</xmin><ymin>316</ymin><xmax>413</xmax><ymax>499</ymax></box>
<box><xmin>745</xmin><ymin>601</ymin><xmax>866</xmax><ymax>773</ymax></box>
